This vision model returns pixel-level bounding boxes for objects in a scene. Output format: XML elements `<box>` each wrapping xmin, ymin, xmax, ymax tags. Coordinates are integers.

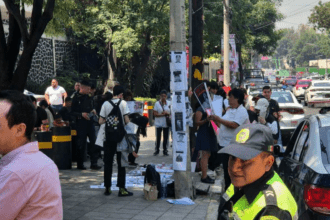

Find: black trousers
<box><xmin>103</xmin><ymin>141</ymin><xmax>126</xmax><ymax>188</ymax></box>
<box><xmin>155</xmin><ymin>127</ymin><xmax>169</xmax><ymax>153</ymax></box>
<box><xmin>76</xmin><ymin>119</ymin><xmax>99</xmax><ymax>166</ymax></box>
<box><xmin>128</xmin><ymin>140</ymin><xmax>140</xmax><ymax>163</ymax></box>
<box><xmin>220</xmin><ymin>152</ymin><xmax>231</xmax><ymax>191</ymax></box>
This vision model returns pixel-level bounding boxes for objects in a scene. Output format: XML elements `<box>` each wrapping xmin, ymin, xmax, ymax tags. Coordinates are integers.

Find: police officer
<box><xmin>217</xmin><ymin>123</ymin><xmax>298</xmax><ymax>220</ymax></box>
<box><xmin>71</xmin><ymin>80</ymin><xmax>101</xmax><ymax>170</ymax></box>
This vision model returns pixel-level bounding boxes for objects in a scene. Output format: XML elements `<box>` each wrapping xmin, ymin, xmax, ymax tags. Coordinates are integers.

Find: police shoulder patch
<box><xmin>260</xmin><ymin>216</ymin><xmax>280</xmax><ymax>220</ymax></box>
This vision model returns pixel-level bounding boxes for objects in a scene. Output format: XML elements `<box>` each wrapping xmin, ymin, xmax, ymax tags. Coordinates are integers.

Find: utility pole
<box><xmin>170</xmin><ymin>0</ymin><xmax>193</xmax><ymax>199</ymax></box>
<box><xmin>223</xmin><ymin>0</ymin><xmax>230</xmax><ymax>86</ymax></box>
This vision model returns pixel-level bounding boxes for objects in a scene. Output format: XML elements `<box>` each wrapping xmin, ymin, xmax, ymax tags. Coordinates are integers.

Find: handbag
<box><xmin>160</xmin><ymin>101</ymin><xmax>171</xmax><ymax>127</ymax></box>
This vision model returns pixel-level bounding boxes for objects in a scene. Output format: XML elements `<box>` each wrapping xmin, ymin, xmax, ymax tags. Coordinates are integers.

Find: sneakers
<box><xmin>118</xmin><ymin>188</ymin><xmax>133</xmax><ymax>197</ymax></box>
<box><xmin>153</xmin><ymin>151</ymin><xmax>160</xmax><ymax>156</ymax></box>
<box><xmin>104</xmin><ymin>187</ymin><xmax>112</xmax><ymax>196</ymax></box>
<box><xmin>201</xmin><ymin>176</ymin><xmax>215</xmax><ymax>184</ymax></box>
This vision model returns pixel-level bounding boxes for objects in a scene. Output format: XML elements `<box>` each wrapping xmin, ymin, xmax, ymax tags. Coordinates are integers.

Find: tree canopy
<box><xmin>309</xmin><ymin>1</ymin><xmax>330</xmax><ymax>31</ymax></box>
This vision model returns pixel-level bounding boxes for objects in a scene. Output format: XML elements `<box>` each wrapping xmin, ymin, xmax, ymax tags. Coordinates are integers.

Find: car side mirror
<box><xmin>273</xmin><ymin>145</ymin><xmax>283</xmax><ymax>157</ymax></box>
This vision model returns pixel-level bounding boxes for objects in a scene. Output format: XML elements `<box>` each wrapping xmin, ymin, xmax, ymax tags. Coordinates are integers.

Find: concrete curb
<box><xmin>206</xmin><ymin>199</ymin><xmax>219</xmax><ymax>220</ymax></box>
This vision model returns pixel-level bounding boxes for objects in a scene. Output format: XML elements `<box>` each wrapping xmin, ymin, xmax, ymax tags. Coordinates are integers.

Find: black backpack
<box><xmin>144</xmin><ymin>164</ymin><xmax>161</xmax><ymax>198</ymax></box>
<box><xmin>105</xmin><ymin>100</ymin><xmax>126</xmax><ymax>143</ymax></box>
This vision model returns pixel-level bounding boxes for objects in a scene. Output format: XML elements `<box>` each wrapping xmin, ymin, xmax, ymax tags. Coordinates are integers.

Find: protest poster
<box><xmin>173</xmin><ymin>150</ymin><xmax>187</xmax><ymax>171</ymax></box>
<box><xmin>170</xmin><ymin>51</ymin><xmax>188</xmax><ymax>91</ymax></box>
<box><xmin>172</xmin><ymin>91</ymin><xmax>185</xmax><ymax>112</ymax></box>
<box><xmin>126</xmin><ymin>101</ymin><xmax>144</xmax><ymax>115</ymax></box>
<box><xmin>171</xmin><ymin>111</ymin><xmax>186</xmax><ymax>132</ymax></box>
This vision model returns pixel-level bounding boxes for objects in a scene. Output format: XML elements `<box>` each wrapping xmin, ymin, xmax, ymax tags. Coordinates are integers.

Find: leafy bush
<box><xmin>135</xmin><ymin>97</ymin><xmax>157</xmax><ymax>106</ymax></box>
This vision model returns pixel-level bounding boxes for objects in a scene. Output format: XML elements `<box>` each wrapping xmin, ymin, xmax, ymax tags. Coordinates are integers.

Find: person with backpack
<box><xmin>99</xmin><ymin>85</ymin><xmax>134</xmax><ymax>197</ymax></box>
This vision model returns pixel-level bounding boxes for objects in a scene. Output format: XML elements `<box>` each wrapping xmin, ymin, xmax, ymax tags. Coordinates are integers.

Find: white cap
<box><xmin>255</xmin><ymin>98</ymin><xmax>269</xmax><ymax>110</ymax></box>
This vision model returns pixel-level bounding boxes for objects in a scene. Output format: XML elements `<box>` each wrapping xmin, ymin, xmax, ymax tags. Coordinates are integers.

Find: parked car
<box><xmin>304</xmin><ymin>80</ymin><xmax>330</xmax><ymax>107</ymax></box>
<box><xmin>271</xmin><ymin>90</ymin><xmax>304</xmax><ymax>145</ymax></box>
<box><xmin>293</xmin><ymin>79</ymin><xmax>312</xmax><ymax>101</ymax></box>
<box><xmin>276</xmin><ymin>112</ymin><xmax>330</xmax><ymax>219</ymax></box>
<box><xmin>306</xmin><ymin>75</ymin><xmax>325</xmax><ymax>80</ymax></box>
<box><xmin>264</xmin><ymin>76</ymin><xmax>269</xmax><ymax>83</ymax></box>
<box><xmin>283</xmin><ymin>78</ymin><xmax>297</xmax><ymax>87</ymax></box>
<box><xmin>269</xmin><ymin>75</ymin><xmax>277</xmax><ymax>84</ymax></box>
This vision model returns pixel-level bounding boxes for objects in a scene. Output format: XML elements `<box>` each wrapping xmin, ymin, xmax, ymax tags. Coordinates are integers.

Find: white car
<box><xmin>304</xmin><ymin>80</ymin><xmax>330</xmax><ymax>107</ymax></box>
<box><xmin>271</xmin><ymin>90</ymin><xmax>305</xmax><ymax>145</ymax></box>
<box><xmin>269</xmin><ymin>75</ymin><xmax>277</xmax><ymax>84</ymax></box>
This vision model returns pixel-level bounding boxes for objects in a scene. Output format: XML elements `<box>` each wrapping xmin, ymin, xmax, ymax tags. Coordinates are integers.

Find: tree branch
<box><xmin>0</xmin><ymin>10</ymin><xmax>7</xmax><ymax>61</ymax></box>
<box><xmin>29</xmin><ymin>0</ymin><xmax>43</xmax><ymax>37</ymax></box>
<box><xmin>3</xmin><ymin>0</ymin><xmax>30</xmax><ymax>47</ymax></box>
<box><xmin>7</xmin><ymin>13</ymin><xmax>21</xmax><ymax>76</ymax></box>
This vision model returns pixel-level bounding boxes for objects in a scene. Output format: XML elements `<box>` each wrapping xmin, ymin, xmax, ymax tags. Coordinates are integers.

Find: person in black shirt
<box><xmin>29</xmin><ymin>96</ymin><xmax>48</xmax><ymax>131</ymax></box>
<box><xmin>58</xmin><ymin>97</ymin><xmax>72</xmax><ymax>125</ymax></box>
<box><xmin>70</xmin><ymin>82</ymin><xmax>80</xmax><ymax>99</ymax></box>
<box><xmin>262</xmin><ymin>86</ymin><xmax>280</xmax><ymax>144</ymax></box>
<box><xmin>71</xmin><ymin>80</ymin><xmax>101</xmax><ymax>170</ymax></box>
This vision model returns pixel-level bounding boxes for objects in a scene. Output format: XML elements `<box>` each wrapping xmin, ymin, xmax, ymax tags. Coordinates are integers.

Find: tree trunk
<box><xmin>0</xmin><ymin>0</ymin><xmax>55</xmax><ymax>92</ymax></box>
<box><xmin>133</xmin><ymin>33</ymin><xmax>152</xmax><ymax>97</ymax></box>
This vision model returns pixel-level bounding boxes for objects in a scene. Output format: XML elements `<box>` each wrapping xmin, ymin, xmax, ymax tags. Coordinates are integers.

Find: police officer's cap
<box><xmin>218</xmin><ymin>124</ymin><xmax>274</xmax><ymax>160</ymax></box>
<box><xmin>80</xmin><ymin>80</ymin><xmax>90</xmax><ymax>87</ymax></box>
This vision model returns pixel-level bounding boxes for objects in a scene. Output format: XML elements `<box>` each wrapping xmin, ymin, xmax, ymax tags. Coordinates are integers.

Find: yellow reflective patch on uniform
<box><xmin>38</xmin><ymin>142</ymin><xmax>52</xmax><ymax>149</ymax></box>
<box><xmin>260</xmin><ymin>216</ymin><xmax>280</xmax><ymax>220</ymax></box>
<box><xmin>71</xmin><ymin>130</ymin><xmax>77</xmax><ymax>136</ymax></box>
<box><xmin>52</xmin><ymin>135</ymin><xmax>71</xmax><ymax>142</ymax></box>
<box><xmin>236</xmin><ymin>128</ymin><xmax>250</xmax><ymax>143</ymax></box>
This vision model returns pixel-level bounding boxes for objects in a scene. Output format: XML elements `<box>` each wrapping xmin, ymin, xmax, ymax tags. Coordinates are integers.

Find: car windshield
<box><xmin>271</xmin><ymin>92</ymin><xmax>294</xmax><ymax>103</ymax></box>
<box><xmin>314</xmin><ymin>82</ymin><xmax>330</xmax><ymax>87</ymax></box>
<box><xmin>249</xmin><ymin>88</ymin><xmax>262</xmax><ymax>94</ymax></box>
<box><xmin>320</xmin><ymin>127</ymin><xmax>330</xmax><ymax>164</ymax></box>
<box><xmin>298</xmin><ymin>81</ymin><xmax>309</xmax><ymax>85</ymax></box>
<box><xmin>286</xmin><ymin>80</ymin><xmax>296</xmax><ymax>84</ymax></box>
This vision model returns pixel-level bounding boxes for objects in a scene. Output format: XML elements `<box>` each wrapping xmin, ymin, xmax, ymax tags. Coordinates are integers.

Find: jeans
<box><xmin>103</xmin><ymin>141</ymin><xmax>126</xmax><ymax>188</ymax></box>
<box><xmin>51</xmin><ymin>104</ymin><xmax>63</xmax><ymax>113</ymax></box>
<box><xmin>155</xmin><ymin>127</ymin><xmax>169</xmax><ymax>153</ymax></box>
<box><xmin>76</xmin><ymin>119</ymin><xmax>99</xmax><ymax>166</ymax></box>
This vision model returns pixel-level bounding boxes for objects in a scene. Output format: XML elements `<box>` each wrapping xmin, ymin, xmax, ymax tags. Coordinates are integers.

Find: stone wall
<box><xmin>4</xmin><ymin>30</ymin><xmax>78</xmax><ymax>85</ymax></box>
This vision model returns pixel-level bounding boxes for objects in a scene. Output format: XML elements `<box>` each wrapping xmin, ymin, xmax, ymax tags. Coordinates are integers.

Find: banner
<box><xmin>126</xmin><ymin>101</ymin><xmax>144</xmax><ymax>115</ymax></box>
<box><xmin>170</xmin><ymin>50</ymin><xmax>188</xmax><ymax>171</ymax></box>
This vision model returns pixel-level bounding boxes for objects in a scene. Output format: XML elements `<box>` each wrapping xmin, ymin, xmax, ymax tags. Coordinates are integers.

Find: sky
<box><xmin>275</xmin><ymin>0</ymin><xmax>325</xmax><ymax>30</ymax></box>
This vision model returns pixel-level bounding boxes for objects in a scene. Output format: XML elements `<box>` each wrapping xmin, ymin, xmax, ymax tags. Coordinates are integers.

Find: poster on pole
<box><xmin>221</xmin><ymin>34</ymin><xmax>239</xmax><ymax>72</ymax></box>
<box><xmin>173</xmin><ymin>131</ymin><xmax>187</xmax><ymax>171</ymax></box>
<box><xmin>170</xmin><ymin>51</ymin><xmax>188</xmax><ymax>91</ymax></box>
<box><xmin>171</xmin><ymin>111</ymin><xmax>186</xmax><ymax>132</ymax></box>
<box><xmin>172</xmin><ymin>91</ymin><xmax>185</xmax><ymax>112</ymax></box>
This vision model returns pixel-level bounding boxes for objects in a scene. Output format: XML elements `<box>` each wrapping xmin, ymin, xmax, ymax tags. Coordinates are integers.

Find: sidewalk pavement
<box><xmin>60</xmin><ymin>126</ymin><xmax>221</xmax><ymax>220</ymax></box>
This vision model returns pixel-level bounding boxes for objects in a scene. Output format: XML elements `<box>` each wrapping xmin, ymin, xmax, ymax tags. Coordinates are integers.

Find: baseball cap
<box><xmin>218</xmin><ymin>123</ymin><xmax>274</xmax><ymax>160</ymax></box>
<box><xmin>80</xmin><ymin>80</ymin><xmax>90</xmax><ymax>87</ymax></box>
<box><xmin>255</xmin><ymin>98</ymin><xmax>269</xmax><ymax>110</ymax></box>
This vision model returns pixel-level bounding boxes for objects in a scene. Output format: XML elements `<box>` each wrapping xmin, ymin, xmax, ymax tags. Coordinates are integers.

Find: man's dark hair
<box><xmin>113</xmin><ymin>85</ymin><xmax>125</xmax><ymax>96</ymax></box>
<box><xmin>160</xmin><ymin>90</ymin><xmax>167</xmax><ymax>95</ymax></box>
<box><xmin>39</xmin><ymin>100</ymin><xmax>49</xmax><ymax>108</ymax></box>
<box><xmin>202</xmin><ymin>80</ymin><xmax>211</xmax><ymax>88</ymax></box>
<box><xmin>216</xmin><ymin>88</ymin><xmax>227</xmax><ymax>99</ymax></box>
<box><xmin>210</xmin><ymin>81</ymin><xmax>219</xmax><ymax>90</ymax></box>
<box><xmin>0</xmin><ymin>91</ymin><xmax>36</xmax><ymax>141</ymax></box>
<box><xmin>29</xmin><ymin>95</ymin><xmax>37</xmax><ymax>103</ymax></box>
<box><xmin>65</xmin><ymin>97</ymin><xmax>72</xmax><ymax>102</ymax></box>
<box><xmin>240</xmin><ymin>88</ymin><xmax>248</xmax><ymax>95</ymax></box>
<box><xmin>262</xmin><ymin>86</ymin><xmax>271</xmax><ymax>91</ymax></box>
<box><xmin>228</xmin><ymin>88</ymin><xmax>245</xmax><ymax>105</ymax></box>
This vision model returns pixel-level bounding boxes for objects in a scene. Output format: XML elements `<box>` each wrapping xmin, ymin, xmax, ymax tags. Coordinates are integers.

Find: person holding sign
<box><xmin>208</xmin><ymin>88</ymin><xmax>249</xmax><ymax>190</ymax></box>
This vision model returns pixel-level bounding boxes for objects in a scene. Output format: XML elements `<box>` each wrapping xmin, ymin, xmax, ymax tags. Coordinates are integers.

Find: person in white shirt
<box><xmin>45</xmin><ymin>79</ymin><xmax>67</xmax><ymax>112</ymax></box>
<box><xmin>208</xmin><ymin>88</ymin><xmax>249</xmax><ymax>190</ymax></box>
<box><xmin>153</xmin><ymin>90</ymin><xmax>171</xmax><ymax>156</ymax></box>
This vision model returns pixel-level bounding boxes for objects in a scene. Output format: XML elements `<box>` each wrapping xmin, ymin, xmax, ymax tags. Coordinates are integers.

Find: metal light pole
<box><xmin>223</xmin><ymin>0</ymin><xmax>230</xmax><ymax>86</ymax></box>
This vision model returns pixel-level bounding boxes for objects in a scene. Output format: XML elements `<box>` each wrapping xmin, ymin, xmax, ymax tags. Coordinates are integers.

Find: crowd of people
<box><xmin>0</xmin><ymin>77</ymin><xmax>296</xmax><ymax>220</ymax></box>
